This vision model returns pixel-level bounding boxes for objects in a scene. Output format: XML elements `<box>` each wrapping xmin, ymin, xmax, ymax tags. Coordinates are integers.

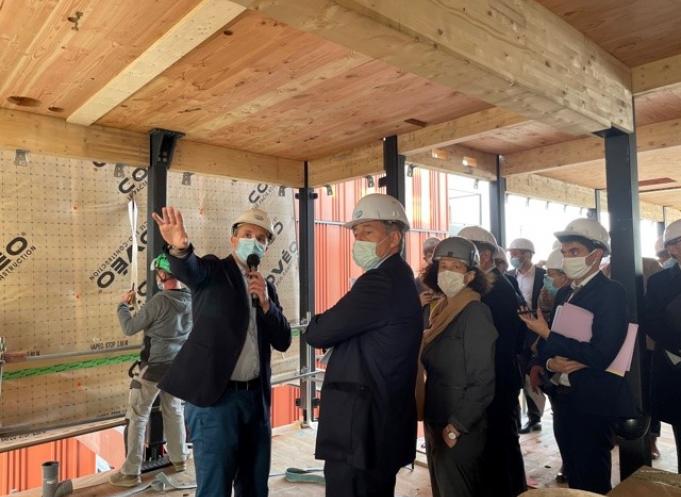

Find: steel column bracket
<box><xmin>149</xmin><ymin>128</ymin><xmax>184</xmax><ymax>170</ymax></box>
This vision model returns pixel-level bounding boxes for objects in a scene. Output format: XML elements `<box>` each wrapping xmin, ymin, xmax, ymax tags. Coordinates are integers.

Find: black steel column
<box><xmin>144</xmin><ymin>128</ymin><xmax>183</xmax><ymax>470</ymax></box>
<box><xmin>601</xmin><ymin>127</ymin><xmax>650</xmax><ymax>478</ymax></box>
<box><xmin>297</xmin><ymin>162</ymin><xmax>317</xmax><ymax>426</ymax></box>
<box><xmin>380</xmin><ymin>135</ymin><xmax>406</xmax><ymax>204</ymax></box>
<box><xmin>490</xmin><ymin>155</ymin><xmax>507</xmax><ymax>247</ymax></box>
<box><xmin>147</xmin><ymin>128</ymin><xmax>183</xmax><ymax>296</ymax></box>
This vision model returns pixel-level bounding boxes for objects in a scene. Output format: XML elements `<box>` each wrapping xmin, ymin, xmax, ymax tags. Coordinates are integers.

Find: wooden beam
<box><xmin>0</xmin><ymin>108</ymin><xmax>148</xmax><ymax>166</ymax></box>
<box><xmin>1</xmin><ymin>108</ymin><xmax>304</xmax><ymax>186</ymax></box>
<box><xmin>633</xmin><ymin>52</ymin><xmax>681</xmax><ymax>95</ymax></box>
<box><xmin>235</xmin><ymin>0</ymin><xmax>633</xmax><ymax>135</ymax></box>
<box><xmin>173</xmin><ymin>140</ymin><xmax>304</xmax><ymax>186</ymax></box>
<box><xmin>506</xmin><ymin>174</ymin><xmax>596</xmax><ymax>209</ymax></box>
<box><xmin>407</xmin><ymin>146</ymin><xmax>497</xmax><ymax>181</ymax></box>
<box><xmin>67</xmin><ymin>0</ymin><xmax>246</xmax><ymax>126</ymax></box>
<box><xmin>502</xmin><ymin>117</ymin><xmax>681</xmax><ymax>176</ymax></box>
<box><xmin>399</xmin><ymin>108</ymin><xmax>527</xmax><ymax>156</ymax></box>
<box><xmin>308</xmin><ymin>141</ymin><xmax>383</xmax><ymax>187</ymax></box>
<box><xmin>506</xmin><ymin>174</ymin><xmax>666</xmax><ymax>222</ymax></box>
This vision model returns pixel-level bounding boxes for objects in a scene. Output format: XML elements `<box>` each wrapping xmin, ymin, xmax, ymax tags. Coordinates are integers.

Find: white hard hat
<box><xmin>546</xmin><ymin>249</ymin><xmax>564</xmax><ymax>271</ymax></box>
<box><xmin>655</xmin><ymin>237</ymin><xmax>666</xmax><ymax>255</ymax></box>
<box><xmin>433</xmin><ymin>237</ymin><xmax>480</xmax><ymax>267</ymax></box>
<box><xmin>344</xmin><ymin>193</ymin><xmax>410</xmax><ymax>230</ymax></box>
<box><xmin>232</xmin><ymin>208</ymin><xmax>275</xmax><ymax>241</ymax></box>
<box><xmin>554</xmin><ymin>218</ymin><xmax>610</xmax><ymax>255</ymax></box>
<box><xmin>552</xmin><ymin>240</ymin><xmax>562</xmax><ymax>250</ymax></box>
<box><xmin>509</xmin><ymin>238</ymin><xmax>535</xmax><ymax>253</ymax></box>
<box><xmin>457</xmin><ymin>226</ymin><xmax>498</xmax><ymax>251</ymax></box>
<box><xmin>664</xmin><ymin>220</ymin><xmax>681</xmax><ymax>246</ymax></box>
<box><xmin>494</xmin><ymin>246</ymin><xmax>508</xmax><ymax>263</ymax></box>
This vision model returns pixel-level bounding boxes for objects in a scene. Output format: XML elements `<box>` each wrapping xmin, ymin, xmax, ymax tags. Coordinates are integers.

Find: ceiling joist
<box><xmin>633</xmin><ymin>52</ymin><xmax>681</xmax><ymax>95</ymax></box>
<box><xmin>502</xmin><ymin>117</ymin><xmax>681</xmax><ymax>176</ymax></box>
<box><xmin>399</xmin><ymin>108</ymin><xmax>527</xmax><ymax>156</ymax></box>
<box><xmin>1</xmin><ymin>108</ymin><xmax>304</xmax><ymax>186</ymax></box>
<box><xmin>67</xmin><ymin>0</ymin><xmax>246</xmax><ymax>126</ymax></box>
<box><xmin>234</xmin><ymin>0</ymin><xmax>633</xmax><ymax>135</ymax></box>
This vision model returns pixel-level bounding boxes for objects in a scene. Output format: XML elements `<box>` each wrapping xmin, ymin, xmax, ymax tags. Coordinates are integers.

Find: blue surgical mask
<box><xmin>543</xmin><ymin>275</ymin><xmax>557</xmax><ymax>296</ymax></box>
<box><xmin>235</xmin><ymin>238</ymin><xmax>266</xmax><ymax>263</ymax></box>
<box><xmin>663</xmin><ymin>258</ymin><xmax>677</xmax><ymax>270</ymax></box>
<box><xmin>510</xmin><ymin>256</ymin><xmax>522</xmax><ymax>269</ymax></box>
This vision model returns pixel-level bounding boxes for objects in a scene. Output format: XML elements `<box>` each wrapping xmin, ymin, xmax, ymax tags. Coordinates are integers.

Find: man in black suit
<box><xmin>521</xmin><ymin>218</ymin><xmax>636</xmax><ymax>494</ymax></box>
<box><xmin>643</xmin><ymin>219</ymin><xmax>681</xmax><ymax>472</ymax></box>
<box><xmin>459</xmin><ymin>226</ymin><xmax>527</xmax><ymax>497</ymax></box>
<box><xmin>304</xmin><ymin>193</ymin><xmax>422</xmax><ymax>497</ymax></box>
<box><xmin>507</xmin><ymin>238</ymin><xmax>547</xmax><ymax>433</ymax></box>
<box><xmin>152</xmin><ymin>206</ymin><xmax>292</xmax><ymax>497</ymax></box>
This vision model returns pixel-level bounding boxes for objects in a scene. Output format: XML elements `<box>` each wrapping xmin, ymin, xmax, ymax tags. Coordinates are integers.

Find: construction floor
<box><xmin>10</xmin><ymin>413</ymin><xmax>680</xmax><ymax>497</ymax></box>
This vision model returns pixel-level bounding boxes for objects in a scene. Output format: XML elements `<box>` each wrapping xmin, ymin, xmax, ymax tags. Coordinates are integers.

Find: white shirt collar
<box><xmin>571</xmin><ymin>269</ymin><xmax>600</xmax><ymax>290</ymax></box>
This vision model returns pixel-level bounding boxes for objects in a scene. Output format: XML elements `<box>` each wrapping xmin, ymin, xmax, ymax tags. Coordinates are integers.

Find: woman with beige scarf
<box><xmin>416</xmin><ymin>237</ymin><xmax>498</xmax><ymax>497</ymax></box>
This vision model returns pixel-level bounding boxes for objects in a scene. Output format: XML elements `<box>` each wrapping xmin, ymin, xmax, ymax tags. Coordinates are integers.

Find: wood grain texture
<box><xmin>0</xmin><ymin>0</ymin><xmax>204</xmax><ymax>117</ymax></box>
<box><xmin>503</xmin><ymin>118</ymin><xmax>681</xmax><ymax>175</ymax></box>
<box><xmin>234</xmin><ymin>0</ymin><xmax>633</xmax><ymax>134</ymax></box>
<box><xmin>0</xmin><ymin>108</ymin><xmax>304</xmax><ymax>185</ymax></box>
<box><xmin>536</xmin><ymin>0</ymin><xmax>681</xmax><ymax>67</ymax></box>
<box><xmin>98</xmin><ymin>10</ymin><xmax>489</xmax><ymax>160</ymax></box>
<box><xmin>68</xmin><ymin>0</ymin><xmax>246</xmax><ymax>125</ymax></box>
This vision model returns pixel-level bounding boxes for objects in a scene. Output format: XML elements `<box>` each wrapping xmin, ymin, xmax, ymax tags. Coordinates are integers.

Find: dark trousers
<box><xmin>324</xmin><ymin>460</ymin><xmax>397</xmax><ymax>497</ymax></box>
<box><xmin>525</xmin><ymin>390</ymin><xmax>543</xmax><ymax>424</ymax></box>
<box><xmin>186</xmin><ymin>388</ymin><xmax>271</xmax><ymax>497</ymax></box>
<box><xmin>482</xmin><ymin>392</ymin><xmax>527</xmax><ymax>497</ymax></box>
<box><xmin>553</xmin><ymin>392</ymin><xmax>614</xmax><ymax>494</ymax></box>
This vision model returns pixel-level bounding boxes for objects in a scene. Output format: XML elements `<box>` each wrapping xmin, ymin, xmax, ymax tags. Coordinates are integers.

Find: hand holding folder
<box><xmin>551</xmin><ymin>303</ymin><xmax>637</xmax><ymax>376</ymax></box>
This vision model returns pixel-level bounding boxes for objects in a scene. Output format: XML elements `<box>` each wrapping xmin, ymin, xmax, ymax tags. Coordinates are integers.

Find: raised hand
<box><xmin>151</xmin><ymin>207</ymin><xmax>189</xmax><ymax>249</ymax></box>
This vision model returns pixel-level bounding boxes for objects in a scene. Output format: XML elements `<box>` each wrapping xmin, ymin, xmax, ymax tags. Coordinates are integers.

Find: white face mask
<box><xmin>352</xmin><ymin>240</ymin><xmax>384</xmax><ymax>271</ymax></box>
<box><xmin>562</xmin><ymin>251</ymin><xmax>596</xmax><ymax>280</ymax></box>
<box><xmin>437</xmin><ymin>270</ymin><xmax>467</xmax><ymax>298</ymax></box>
<box><xmin>662</xmin><ymin>257</ymin><xmax>677</xmax><ymax>270</ymax></box>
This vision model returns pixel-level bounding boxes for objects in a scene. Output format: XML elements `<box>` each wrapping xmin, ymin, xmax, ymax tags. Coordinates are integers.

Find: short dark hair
<box><xmin>422</xmin><ymin>260</ymin><xmax>492</xmax><ymax>296</ymax></box>
<box><xmin>559</xmin><ymin>235</ymin><xmax>599</xmax><ymax>253</ymax></box>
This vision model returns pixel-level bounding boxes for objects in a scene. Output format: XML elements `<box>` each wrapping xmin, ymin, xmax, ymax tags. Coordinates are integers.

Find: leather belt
<box><xmin>226</xmin><ymin>377</ymin><xmax>261</xmax><ymax>391</ymax></box>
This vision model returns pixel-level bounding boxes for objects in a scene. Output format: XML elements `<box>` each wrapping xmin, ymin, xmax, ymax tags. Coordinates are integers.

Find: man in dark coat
<box><xmin>152</xmin><ymin>206</ymin><xmax>292</xmax><ymax>497</ymax></box>
<box><xmin>304</xmin><ymin>193</ymin><xmax>422</xmax><ymax>497</ymax></box>
<box><xmin>521</xmin><ymin>218</ymin><xmax>636</xmax><ymax>494</ymax></box>
<box><xmin>643</xmin><ymin>219</ymin><xmax>681</xmax><ymax>472</ymax></box>
<box><xmin>507</xmin><ymin>238</ymin><xmax>547</xmax><ymax>433</ymax></box>
<box><xmin>458</xmin><ymin>226</ymin><xmax>527</xmax><ymax>497</ymax></box>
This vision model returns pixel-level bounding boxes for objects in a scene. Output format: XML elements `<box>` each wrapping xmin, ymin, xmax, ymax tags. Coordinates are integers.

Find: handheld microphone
<box><xmin>246</xmin><ymin>253</ymin><xmax>261</xmax><ymax>307</ymax></box>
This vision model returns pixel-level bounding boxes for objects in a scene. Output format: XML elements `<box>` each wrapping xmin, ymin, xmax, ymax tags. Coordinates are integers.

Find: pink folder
<box><xmin>551</xmin><ymin>303</ymin><xmax>638</xmax><ymax>376</ymax></box>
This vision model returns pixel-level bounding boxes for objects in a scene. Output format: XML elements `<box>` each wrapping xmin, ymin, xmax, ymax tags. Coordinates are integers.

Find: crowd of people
<box><xmin>106</xmin><ymin>192</ymin><xmax>681</xmax><ymax>497</ymax></box>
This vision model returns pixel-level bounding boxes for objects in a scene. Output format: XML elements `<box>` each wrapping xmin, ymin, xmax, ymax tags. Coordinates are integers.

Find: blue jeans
<box><xmin>186</xmin><ymin>388</ymin><xmax>271</xmax><ymax>497</ymax></box>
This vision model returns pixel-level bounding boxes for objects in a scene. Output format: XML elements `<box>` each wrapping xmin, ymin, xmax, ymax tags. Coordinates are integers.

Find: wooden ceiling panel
<box><xmin>635</xmin><ymin>88</ymin><xmax>681</xmax><ymax>126</ymax></box>
<box><xmin>541</xmin><ymin>147</ymin><xmax>681</xmax><ymax>210</ymax></box>
<box><xmin>460</xmin><ymin>121</ymin><xmax>576</xmax><ymax>155</ymax></box>
<box><xmin>98</xmin><ymin>11</ymin><xmax>490</xmax><ymax>160</ymax></box>
<box><xmin>0</xmin><ymin>0</ymin><xmax>204</xmax><ymax>117</ymax></box>
<box><xmin>536</xmin><ymin>0</ymin><xmax>681</xmax><ymax>66</ymax></box>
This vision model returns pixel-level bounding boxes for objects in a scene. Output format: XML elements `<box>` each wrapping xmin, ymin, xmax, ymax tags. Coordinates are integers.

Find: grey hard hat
<box><xmin>433</xmin><ymin>236</ymin><xmax>480</xmax><ymax>268</ymax></box>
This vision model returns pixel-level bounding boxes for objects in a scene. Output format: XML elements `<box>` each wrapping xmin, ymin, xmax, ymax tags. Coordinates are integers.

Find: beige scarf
<box><xmin>416</xmin><ymin>287</ymin><xmax>480</xmax><ymax>420</ymax></box>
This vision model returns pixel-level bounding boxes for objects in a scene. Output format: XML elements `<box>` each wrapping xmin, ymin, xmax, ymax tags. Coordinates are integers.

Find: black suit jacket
<box><xmin>539</xmin><ymin>272</ymin><xmax>636</xmax><ymax>417</ymax></box>
<box><xmin>507</xmin><ymin>266</ymin><xmax>546</xmax><ymax>310</ymax></box>
<box><xmin>304</xmin><ymin>254</ymin><xmax>422</xmax><ymax>472</ymax></box>
<box><xmin>482</xmin><ymin>268</ymin><xmax>526</xmax><ymax>396</ymax></box>
<box><xmin>643</xmin><ymin>263</ymin><xmax>681</xmax><ymax>424</ymax></box>
<box><xmin>159</xmin><ymin>246</ymin><xmax>292</xmax><ymax>407</ymax></box>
